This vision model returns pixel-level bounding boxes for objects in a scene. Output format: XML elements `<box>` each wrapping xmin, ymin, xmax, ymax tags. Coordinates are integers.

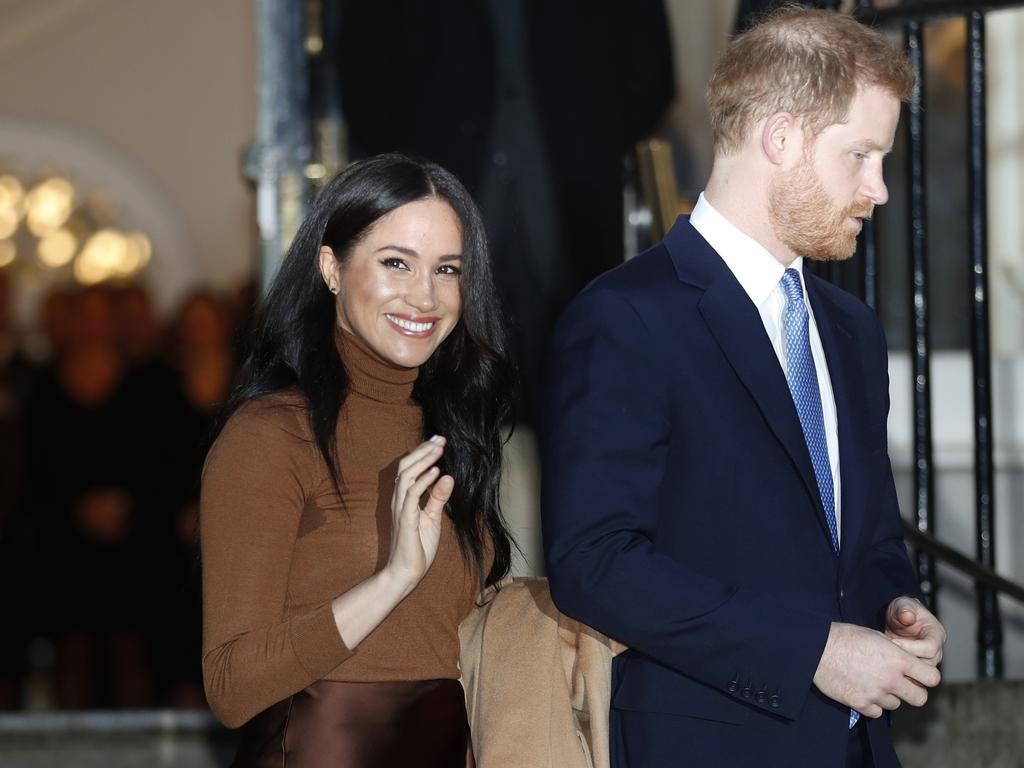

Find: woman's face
<box><xmin>322</xmin><ymin>198</ymin><xmax>464</xmax><ymax>369</ymax></box>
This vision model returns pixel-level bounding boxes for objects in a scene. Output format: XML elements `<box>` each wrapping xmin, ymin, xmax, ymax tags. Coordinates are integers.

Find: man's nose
<box><xmin>862</xmin><ymin>166</ymin><xmax>889</xmax><ymax>206</ymax></box>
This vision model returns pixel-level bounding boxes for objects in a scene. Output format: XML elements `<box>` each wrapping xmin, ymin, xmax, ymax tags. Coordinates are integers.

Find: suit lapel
<box><xmin>664</xmin><ymin>219</ymin><xmax>832</xmax><ymax>545</ymax></box>
<box><xmin>804</xmin><ymin>271</ymin><xmax>871</xmax><ymax>573</ymax></box>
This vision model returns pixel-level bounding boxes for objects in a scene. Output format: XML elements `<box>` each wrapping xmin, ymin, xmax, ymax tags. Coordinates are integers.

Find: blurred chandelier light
<box><xmin>0</xmin><ymin>175</ymin><xmax>25</xmax><ymax>239</ymax></box>
<box><xmin>76</xmin><ymin>228</ymin><xmax>126</xmax><ymax>284</ymax></box>
<box><xmin>37</xmin><ymin>228</ymin><xmax>78</xmax><ymax>267</ymax></box>
<box><xmin>0</xmin><ymin>170</ymin><xmax>153</xmax><ymax>284</ymax></box>
<box><xmin>26</xmin><ymin>177</ymin><xmax>74</xmax><ymax>236</ymax></box>
<box><xmin>121</xmin><ymin>231</ymin><xmax>152</xmax><ymax>274</ymax></box>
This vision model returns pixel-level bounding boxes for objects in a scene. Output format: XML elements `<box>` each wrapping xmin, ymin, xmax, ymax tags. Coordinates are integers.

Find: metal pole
<box><xmin>246</xmin><ymin>0</ymin><xmax>312</xmax><ymax>299</ymax></box>
<box><xmin>904</xmin><ymin>21</ymin><xmax>938</xmax><ymax>613</ymax></box>
<box><xmin>966</xmin><ymin>9</ymin><xmax>1002</xmax><ymax>679</ymax></box>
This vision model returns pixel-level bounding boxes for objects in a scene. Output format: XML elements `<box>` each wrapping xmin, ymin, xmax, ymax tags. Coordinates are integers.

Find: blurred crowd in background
<box><xmin>0</xmin><ymin>272</ymin><xmax>253</xmax><ymax>710</ymax></box>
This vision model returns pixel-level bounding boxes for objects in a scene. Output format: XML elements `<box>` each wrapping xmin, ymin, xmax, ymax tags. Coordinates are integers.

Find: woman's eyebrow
<box><xmin>375</xmin><ymin>244</ymin><xmax>419</xmax><ymax>256</ymax></box>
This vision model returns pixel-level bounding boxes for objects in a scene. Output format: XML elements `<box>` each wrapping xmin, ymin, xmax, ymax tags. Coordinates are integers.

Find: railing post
<box><xmin>904</xmin><ymin>21</ymin><xmax>938</xmax><ymax>614</ymax></box>
<box><xmin>966</xmin><ymin>9</ymin><xmax>1003</xmax><ymax>679</ymax></box>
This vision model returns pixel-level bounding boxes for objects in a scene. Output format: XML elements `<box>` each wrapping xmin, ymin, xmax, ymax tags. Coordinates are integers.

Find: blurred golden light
<box><xmin>73</xmin><ymin>228</ymin><xmax>127</xmax><ymax>284</ymax></box>
<box><xmin>0</xmin><ymin>239</ymin><xmax>15</xmax><ymax>268</ymax></box>
<box><xmin>0</xmin><ymin>175</ymin><xmax>24</xmax><ymax>206</ymax></box>
<box><xmin>37</xmin><ymin>228</ymin><xmax>78</xmax><ymax>268</ymax></box>
<box><xmin>73</xmin><ymin>252</ymin><xmax>104</xmax><ymax>285</ymax></box>
<box><xmin>0</xmin><ymin>172</ymin><xmax>154</xmax><ymax>281</ymax></box>
<box><xmin>304</xmin><ymin>34</ymin><xmax>323</xmax><ymax>55</ymax></box>
<box><xmin>84</xmin><ymin>228</ymin><xmax>126</xmax><ymax>267</ymax></box>
<box><xmin>0</xmin><ymin>175</ymin><xmax>25</xmax><ymax>213</ymax></box>
<box><xmin>0</xmin><ymin>175</ymin><xmax>24</xmax><ymax>239</ymax></box>
<box><xmin>304</xmin><ymin>162</ymin><xmax>327</xmax><ymax>180</ymax></box>
<box><xmin>124</xmin><ymin>231</ymin><xmax>152</xmax><ymax>270</ymax></box>
<box><xmin>26</xmin><ymin>177</ymin><xmax>75</xmax><ymax>236</ymax></box>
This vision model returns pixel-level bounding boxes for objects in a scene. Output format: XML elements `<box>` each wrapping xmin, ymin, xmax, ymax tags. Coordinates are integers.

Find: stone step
<box><xmin>893</xmin><ymin>680</ymin><xmax>1024</xmax><ymax>768</ymax></box>
<box><xmin>0</xmin><ymin>710</ymin><xmax>233</xmax><ymax>768</ymax></box>
<box><xmin>1</xmin><ymin>682</ymin><xmax>1021</xmax><ymax>768</ymax></box>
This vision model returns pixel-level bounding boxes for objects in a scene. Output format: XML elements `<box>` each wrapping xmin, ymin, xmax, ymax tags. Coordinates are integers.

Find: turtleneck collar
<box><xmin>336</xmin><ymin>327</ymin><xmax>419</xmax><ymax>405</ymax></box>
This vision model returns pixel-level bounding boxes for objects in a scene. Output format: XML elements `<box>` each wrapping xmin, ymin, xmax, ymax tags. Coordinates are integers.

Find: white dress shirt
<box><xmin>689</xmin><ymin>193</ymin><xmax>842</xmax><ymax>543</ymax></box>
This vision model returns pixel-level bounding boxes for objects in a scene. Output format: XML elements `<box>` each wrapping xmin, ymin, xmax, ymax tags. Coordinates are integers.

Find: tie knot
<box><xmin>781</xmin><ymin>268</ymin><xmax>804</xmax><ymax>306</ymax></box>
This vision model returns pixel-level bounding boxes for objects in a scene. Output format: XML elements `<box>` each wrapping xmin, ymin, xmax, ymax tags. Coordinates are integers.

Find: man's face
<box><xmin>769</xmin><ymin>84</ymin><xmax>901</xmax><ymax>262</ymax></box>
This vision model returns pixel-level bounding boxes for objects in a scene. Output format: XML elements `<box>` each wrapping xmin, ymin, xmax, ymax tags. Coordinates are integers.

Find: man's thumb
<box><xmin>893</xmin><ymin>598</ymin><xmax>918</xmax><ymax>626</ymax></box>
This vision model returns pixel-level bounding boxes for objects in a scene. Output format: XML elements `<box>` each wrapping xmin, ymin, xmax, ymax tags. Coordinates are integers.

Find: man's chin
<box><xmin>800</xmin><ymin>236</ymin><xmax>859</xmax><ymax>263</ymax></box>
<box><xmin>804</xmin><ymin>249</ymin><xmax>857</xmax><ymax>263</ymax></box>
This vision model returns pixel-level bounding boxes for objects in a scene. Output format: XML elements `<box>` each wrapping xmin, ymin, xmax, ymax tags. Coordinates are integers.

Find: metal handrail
<box><xmin>901</xmin><ymin>521</ymin><xmax>1024</xmax><ymax>604</ymax></box>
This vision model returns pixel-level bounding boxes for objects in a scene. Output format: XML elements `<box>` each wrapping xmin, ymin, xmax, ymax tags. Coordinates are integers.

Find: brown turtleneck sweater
<box><xmin>201</xmin><ymin>330</ymin><xmax>482</xmax><ymax>728</ymax></box>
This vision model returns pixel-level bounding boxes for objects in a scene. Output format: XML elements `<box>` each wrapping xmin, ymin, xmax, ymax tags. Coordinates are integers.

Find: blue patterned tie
<box><xmin>779</xmin><ymin>268</ymin><xmax>859</xmax><ymax>729</ymax></box>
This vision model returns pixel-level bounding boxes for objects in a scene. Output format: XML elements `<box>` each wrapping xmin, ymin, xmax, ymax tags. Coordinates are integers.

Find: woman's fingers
<box><xmin>388</xmin><ymin>439</ymin><xmax>452</xmax><ymax>584</ymax></box>
<box><xmin>397</xmin><ymin>436</ymin><xmax>445</xmax><ymax>473</ymax></box>
<box><xmin>393</xmin><ymin>437</ymin><xmax>445</xmax><ymax>506</ymax></box>
<box><xmin>401</xmin><ymin>466</ymin><xmax>441</xmax><ymax>520</ymax></box>
<box><xmin>423</xmin><ymin>475</ymin><xmax>454</xmax><ymax>520</ymax></box>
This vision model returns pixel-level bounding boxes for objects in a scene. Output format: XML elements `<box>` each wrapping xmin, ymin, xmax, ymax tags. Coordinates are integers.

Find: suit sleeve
<box><xmin>851</xmin><ymin>316</ymin><xmax>922</xmax><ymax>628</ymax></box>
<box><xmin>200</xmin><ymin>401</ymin><xmax>353</xmax><ymax>728</ymax></box>
<box><xmin>542</xmin><ymin>287</ymin><xmax>831</xmax><ymax>721</ymax></box>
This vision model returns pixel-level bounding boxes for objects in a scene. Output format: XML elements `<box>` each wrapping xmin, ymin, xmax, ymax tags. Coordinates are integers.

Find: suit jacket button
<box><xmin>756</xmin><ymin>691</ymin><xmax>767</xmax><ymax>704</ymax></box>
<box><xmin>726</xmin><ymin>680</ymin><xmax>738</xmax><ymax>693</ymax></box>
<box><xmin>741</xmin><ymin>687</ymin><xmax>753</xmax><ymax>699</ymax></box>
<box><xmin>769</xmin><ymin>695</ymin><xmax>780</xmax><ymax>708</ymax></box>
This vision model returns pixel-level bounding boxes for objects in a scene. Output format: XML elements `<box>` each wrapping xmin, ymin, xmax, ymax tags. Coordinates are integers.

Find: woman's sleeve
<box><xmin>200</xmin><ymin>400</ymin><xmax>354</xmax><ymax>727</ymax></box>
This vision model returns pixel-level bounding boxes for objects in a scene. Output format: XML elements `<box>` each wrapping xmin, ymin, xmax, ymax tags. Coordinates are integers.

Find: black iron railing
<box><xmin>965</xmin><ymin>8</ymin><xmax>1004</xmax><ymax>679</ymax></box>
<box><xmin>904</xmin><ymin>17</ymin><xmax>940</xmax><ymax>617</ymax></box>
<box><xmin>845</xmin><ymin>0</ymin><xmax>1024</xmax><ymax>679</ymax></box>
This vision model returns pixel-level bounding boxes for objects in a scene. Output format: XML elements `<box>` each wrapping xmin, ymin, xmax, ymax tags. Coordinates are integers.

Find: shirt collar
<box><xmin>689</xmin><ymin>192</ymin><xmax>805</xmax><ymax>305</ymax></box>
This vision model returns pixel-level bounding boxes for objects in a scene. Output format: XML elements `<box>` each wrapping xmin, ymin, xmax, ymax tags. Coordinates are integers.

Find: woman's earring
<box><xmin>329</xmin><ymin>284</ymin><xmax>338</xmax><ymax>295</ymax></box>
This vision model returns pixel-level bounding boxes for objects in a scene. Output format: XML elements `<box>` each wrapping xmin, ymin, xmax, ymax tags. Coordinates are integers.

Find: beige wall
<box><xmin>0</xmin><ymin>0</ymin><xmax>256</xmax><ymax>317</ymax></box>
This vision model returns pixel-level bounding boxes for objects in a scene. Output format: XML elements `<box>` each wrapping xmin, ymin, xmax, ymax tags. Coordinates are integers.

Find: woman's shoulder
<box><xmin>200</xmin><ymin>389</ymin><xmax>321</xmax><ymax>527</ymax></box>
<box><xmin>230</xmin><ymin>388</ymin><xmax>309</xmax><ymax>426</ymax></box>
<box><xmin>207</xmin><ymin>389</ymin><xmax>315</xmax><ymax>467</ymax></box>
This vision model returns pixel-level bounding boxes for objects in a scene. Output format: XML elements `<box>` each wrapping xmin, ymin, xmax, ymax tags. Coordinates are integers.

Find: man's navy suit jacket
<box><xmin>542</xmin><ymin>217</ymin><xmax>920</xmax><ymax>768</ymax></box>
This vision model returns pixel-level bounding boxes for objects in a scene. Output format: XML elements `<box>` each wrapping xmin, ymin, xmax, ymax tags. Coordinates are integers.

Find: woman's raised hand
<box><xmin>385</xmin><ymin>436</ymin><xmax>454</xmax><ymax>594</ymax></box>
<box><xmin>327</xmin><ymin>436</ymin><xmax>455</xmax><ymax>649</ymax></box>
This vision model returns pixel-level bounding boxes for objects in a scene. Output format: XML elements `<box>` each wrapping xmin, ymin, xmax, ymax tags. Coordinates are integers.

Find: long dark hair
<box><xmin>221</xmin><ymin>153</ymin><xmax>515</xmax><ymax>587</ymax></box>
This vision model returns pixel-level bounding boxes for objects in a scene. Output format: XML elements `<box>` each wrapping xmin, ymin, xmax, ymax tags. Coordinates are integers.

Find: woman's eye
<box><xmin>381</xmin><ymin>257</ymin><xmax>409</xmax><ymax>270</ymax></box>
<box><xmin>436</xmin><ymin>264</ymin><xmax>463</xmax><ymax>277</ymax></box>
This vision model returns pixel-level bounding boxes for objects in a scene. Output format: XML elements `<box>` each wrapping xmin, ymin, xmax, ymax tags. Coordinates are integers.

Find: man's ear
<box><xmin>761</xmin><ymin>112</ymin><xmax>798</xmax><ymax>166</ymax></box>
<box><xmin>319</xmin><ymin>246</ymin><xmax>339</xmax><ymax>294</ymax></box>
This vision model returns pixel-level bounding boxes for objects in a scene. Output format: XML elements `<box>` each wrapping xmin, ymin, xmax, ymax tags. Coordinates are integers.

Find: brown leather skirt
<box><xmin>233</xmin><ymin>679</ymin><xmax>474</xmax><ymax>768</ymax></box>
